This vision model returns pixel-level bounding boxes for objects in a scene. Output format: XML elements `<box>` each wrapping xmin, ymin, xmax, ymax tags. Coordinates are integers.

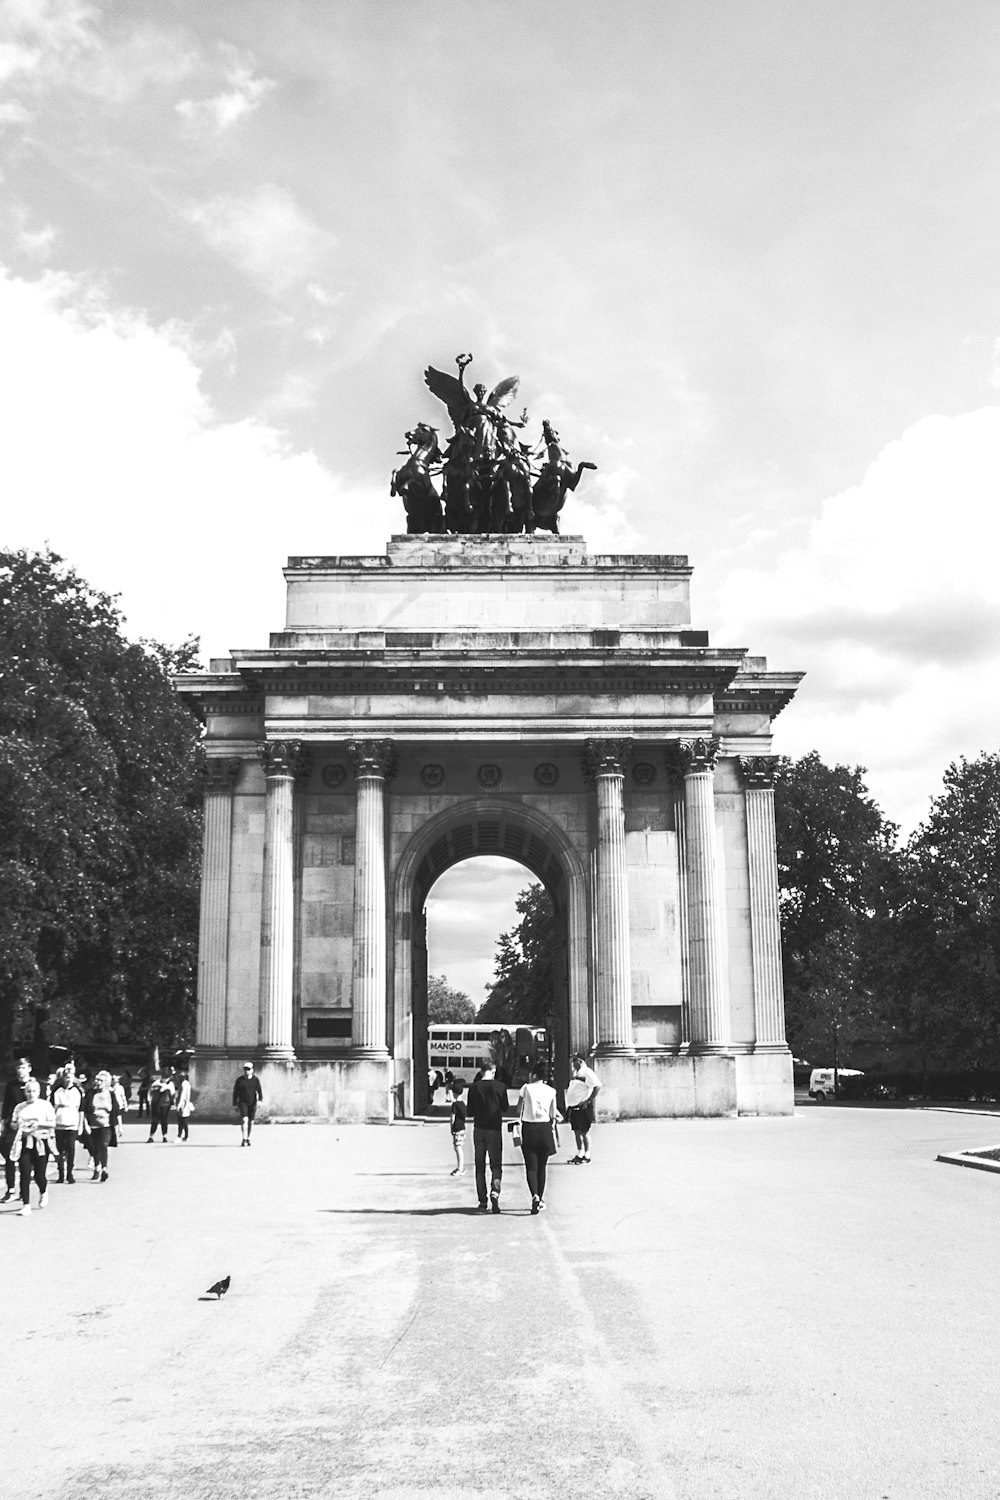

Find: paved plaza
<box><xmin>4</xmin><ymin>1106</ymin><xmax>1000</xmax><ymax>1500</ymax></box>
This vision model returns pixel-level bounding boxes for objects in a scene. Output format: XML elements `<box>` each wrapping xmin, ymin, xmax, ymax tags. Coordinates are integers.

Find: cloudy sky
<box><xmin>3</xmin><ymin>1</ymin><xmax>999</xmax><ymax>1000</ymax></box>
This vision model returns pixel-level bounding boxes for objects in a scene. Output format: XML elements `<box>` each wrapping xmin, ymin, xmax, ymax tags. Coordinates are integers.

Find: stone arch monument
<box><xmin>177</xmin><ymin>534</ymin><xmax>802</xmax><ymax>1121</ymax></box>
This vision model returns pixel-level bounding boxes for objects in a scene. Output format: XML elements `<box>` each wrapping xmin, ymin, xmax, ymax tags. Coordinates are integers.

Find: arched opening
<box><xmin>423</xmin><ymin>855</ymin><xmax>550</xmax><ymax>1110</ymax></box>
<box><xmin>392</xmin><ymin>801</ymin><xmax>589</xmax><ymax>1117</ymax></box>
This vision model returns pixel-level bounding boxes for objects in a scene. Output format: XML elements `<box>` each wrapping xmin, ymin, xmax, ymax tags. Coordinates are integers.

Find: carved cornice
<box><xmin>677</xmin><ymin>736</ymin><xmax>720</xmax><ymax>776</ymax></box>
<box><xmin>582</xmin><ymin>737</ymin><xmax>633</xmax><ymax>784</ymax></box>
<box><xmin>202</xmin><ymin>758</ymin><xmax>241</xmax><ymax>792</ymax></box>
<box><xmin>738</xmin><ymin>755</ymin><xmax>778</xmax><ymax>790</ymax></box>
<box><xmin>257</xmin><ymin>740</ymin><xmax>311</xmax><ymax>781</ymax></box>
<box><xmin>347</xmin><ymin>738</ymin><xmax>397</xmax><ymax>781</ymax></box>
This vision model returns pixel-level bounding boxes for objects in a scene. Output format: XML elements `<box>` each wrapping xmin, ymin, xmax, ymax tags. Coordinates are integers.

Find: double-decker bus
<box><xmin>427</xmin><ymin>1023</ymin><xmax>549</xmax><ymax>1093</ymax></box>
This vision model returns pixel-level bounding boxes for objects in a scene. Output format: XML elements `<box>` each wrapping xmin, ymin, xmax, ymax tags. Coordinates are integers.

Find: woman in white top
<box><xmin>51</xmin><ymin>1064</ymin><xmax>85</xmax><ymax>1184</ymax></box>
<box><xmin>516</xmin><ymin>1063</ymin><xmax>560</xmax><ymax>1215</ymax></box>
<box><xmin>11</xmin><ymin>1078</ymin><xmax>57</xmax><ymax>1215</ymax></box>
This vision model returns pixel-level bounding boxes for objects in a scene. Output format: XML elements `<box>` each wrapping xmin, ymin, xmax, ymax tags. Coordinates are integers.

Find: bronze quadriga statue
<box><xmin>390</xmin><ymin>353</ymin><xmax>597</xmax><ymax>535</ymax></box>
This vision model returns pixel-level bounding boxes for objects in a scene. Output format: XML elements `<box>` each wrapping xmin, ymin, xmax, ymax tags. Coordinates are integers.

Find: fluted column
<box><xmin>257</xmin><ymin>740</ymin><xmax>309</xmax><ymax>1058</ymax></box>
<box><xmin>667</xmin><ymin>753</ymin><xmax>691</xmax><ymax>1048</ymax></box>
<box><xmin>739</xmin><ymin>756</ymin><xmax>789</xmax><ymax>1051</ymax></box>
<box><xmin>348</xmin><ymin>738</ymin><xmax>395</xmax><ymax>1054</ymax></box>
<box><xmin>583</xmin><ymin>738</ymin><xmax>634</xmax><ymax>1054</ymax></box>
<box><xmin>196</xmin><ymin>758</ymin><xmax>240</xmax><ymax>1049</ymax></box>
<box><xmin>680</xmin><ymin>736</ymin><xmax>728</xmax><ymax>1053</ymax></box>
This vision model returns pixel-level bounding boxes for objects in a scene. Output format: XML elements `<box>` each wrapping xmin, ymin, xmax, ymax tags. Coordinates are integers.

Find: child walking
<box><xmin>448</xmin><ymin>1081</ymin><xmax>467</xmax><ymax>1176</ymax></box>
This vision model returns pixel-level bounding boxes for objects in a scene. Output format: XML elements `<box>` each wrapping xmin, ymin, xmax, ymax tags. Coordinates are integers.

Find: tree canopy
<box><xmin>876</xmin><ymin>753</ymin><xmax>1000</xmax><ymax>1069</ymax></box>
<box><xmin>478</xmin><ymin>882</ymin><xmax>554</xmax><ymax>1025</ymax></box>
<box><xmin>774</xmin><ymin>751</ymin><xmax>898</xmax><ymax>1061</ymax></box>
<box><xmin>0</xmin><ymin>548</ymin><xmax>203</xmax><ymax>1069</ymax></box>
<box><xmin>427</xmin><ymin>974</ymin><xmax>476</xmax><ymax>1024</ymax></box>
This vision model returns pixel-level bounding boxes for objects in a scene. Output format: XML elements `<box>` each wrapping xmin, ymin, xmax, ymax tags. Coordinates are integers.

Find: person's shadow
<box><xmin>319</xmin><ymin>1206</ymin><xmax>533</xmax><ymax>1217</ymax></box>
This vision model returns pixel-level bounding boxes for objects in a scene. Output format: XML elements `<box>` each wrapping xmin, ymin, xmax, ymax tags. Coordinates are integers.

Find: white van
<box><xmin>808</xmin><ymin>1067</ymin><xmax>863</xmax><ymax>1102</ymax></box>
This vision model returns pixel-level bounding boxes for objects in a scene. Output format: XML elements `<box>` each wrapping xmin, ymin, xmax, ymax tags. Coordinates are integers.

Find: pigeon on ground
<box><xmin>207</xmin><ymin>1275</ymin><xmax>230</xmax><ymax>1299</ymax></box>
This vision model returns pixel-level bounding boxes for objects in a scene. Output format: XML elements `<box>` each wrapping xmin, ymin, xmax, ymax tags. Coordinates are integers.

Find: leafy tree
<box><xmin>880</xmin><ymin>753</ymin><xmax>1000</xmax><ymax>1070</ymax></box>
<box><xmin>478</xmin><ymin>883</ymin><xmax>555</xmax><ymax>1025</ymax></box>
<box><xmin>774</xmin><ymin>751</ymin><xmax>898</xmax><ymax>1060</ymax></box>
<box><xmin>427</xmin><ymin>974</ymin><xmax>476</xmax><ymax>1024</ymax></box>
<box><xmin>0</xmin><ymin>549</ymin><xmax>203</xmax><ymax>1069</ymax></box>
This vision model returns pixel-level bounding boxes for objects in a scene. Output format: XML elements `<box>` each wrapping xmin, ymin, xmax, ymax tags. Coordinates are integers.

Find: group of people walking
<box><xmin>448</xmin><ymin>1052</ymin><xmax>602</xmax><ymax>1216</ymax></box>
<box><xmin>1</xmin><ymin>1056</ymin><xmax>196</xmax><ymax>1216</ymax></box>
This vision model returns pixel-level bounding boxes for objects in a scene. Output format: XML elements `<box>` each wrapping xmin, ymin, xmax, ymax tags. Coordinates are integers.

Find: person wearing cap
<box><xmin>565</xmin><ymin>1053</ymin><xmax>602</xmax><ymax>1164</ymax></box>
<box><xmin>232</xmin><ymin>1062</ymin><xmax>263</xmax><ymax>1146</ymax></box>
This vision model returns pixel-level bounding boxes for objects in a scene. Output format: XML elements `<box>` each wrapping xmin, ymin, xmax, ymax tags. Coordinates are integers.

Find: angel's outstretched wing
<box><xmin>487</xmin><ymin>375</ymin><xmax>520</xmax><ymax>410</ymax></box>
<box><xmin>424</xmin><ymin>367</ymin><xmax>469</xmax><ymax>431</ymax></box>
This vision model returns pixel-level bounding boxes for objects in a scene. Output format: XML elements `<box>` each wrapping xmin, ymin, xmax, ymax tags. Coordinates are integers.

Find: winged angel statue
<box><xmin>390</xmin><ymin>353</ymin><xmax>596</xmax><ymax>536</ymax></box>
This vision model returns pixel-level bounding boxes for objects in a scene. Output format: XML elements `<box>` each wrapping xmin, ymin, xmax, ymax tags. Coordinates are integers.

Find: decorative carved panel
<box><xmin>346</xmin><ymin>738</ymin><xmax>396</xmax><ymax>780</ymax></box>
<box><xmin>202</xmin><ymin>758</ymin><xmax>241</xmax><ymax>791</ymax></box>
<box><xmin>737</xmin><ymin>755</ymin><xmax>778</xmax><ymax>789</ymax></box>
<box><xmin>257</xmin><ymin>741</ymin><xmax>311</xmax><ymax>780</ymax></box>
<box><xmin>582</xmin><ymin>737</ymin><xmax>633</xmax><ymax>784</ymax></box>
<box><xmin>677</xmin><ymin>736</ymin><xmax>720</xmax><ymax>776</ymax></box>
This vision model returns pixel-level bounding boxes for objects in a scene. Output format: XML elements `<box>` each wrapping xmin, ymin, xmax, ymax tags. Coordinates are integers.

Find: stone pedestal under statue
<box><xmin>176</xmin><ymin>535</ymin><xmax>802</xmax><ymax>1122</ymax></box>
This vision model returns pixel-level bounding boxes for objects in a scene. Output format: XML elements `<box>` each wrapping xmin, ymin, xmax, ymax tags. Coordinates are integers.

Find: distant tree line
<box><xmin>0</xmin><ymin>549</ymin><xmax>203</xmax><ymax>1072</ymax></box>
<box><xmin>776</xmin><ymin>749</ymin><xmax>1000</xmax><ymax>1073</ymax></box>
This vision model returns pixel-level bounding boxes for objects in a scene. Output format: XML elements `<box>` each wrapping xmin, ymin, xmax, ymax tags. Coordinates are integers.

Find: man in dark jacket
<box><xmin>465</xmin><ymin>1060</ymin><xmax>508</xmax><ymax>1214</ymax></box>
<box><xmin>232</xmin><ymin>1062</ymin><xmax>263</xmax><ymax>1146</ymax></box>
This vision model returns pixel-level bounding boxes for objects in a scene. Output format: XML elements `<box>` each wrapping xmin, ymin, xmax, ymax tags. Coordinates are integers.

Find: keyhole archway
<box><xmin>392</xmin><ymin>799</ymin><xmax>590</xmax><ymax>1117</ymax></box>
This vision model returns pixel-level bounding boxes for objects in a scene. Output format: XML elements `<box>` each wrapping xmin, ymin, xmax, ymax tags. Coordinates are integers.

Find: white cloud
<box><xmin>176</xmin><ymin>56</ymin><xmax>274</xmax><ymax>133</ymax></box>
<box><xmin>182</xmin><ymin>185</ymin><xmax>336</xmax><ymax>296</ymax></box>
<box><xmin>714</xmin><ymin>408</ymin><xmax>1000</xmax><ymax>833</ymax></box>
<box><xmin>426</xmin><ymin>857</ymin><xmax>534</xmax><ymax>1001</ymax></box>
<box><xmin>0</xmin><ymin>266</ymin><xmax>396</xmax><ymax>660</ymax></box>
<box><xmin>0</xmin><ymin>0</ymin><xmax>93</xmax><ymax>85</ymax></box>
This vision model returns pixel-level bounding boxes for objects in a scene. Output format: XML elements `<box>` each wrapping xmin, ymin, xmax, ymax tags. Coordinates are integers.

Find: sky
<box><xmin>3</xmin><ymin>1</ymin><xmax>999</xmax><ymax>1001</ymax></box>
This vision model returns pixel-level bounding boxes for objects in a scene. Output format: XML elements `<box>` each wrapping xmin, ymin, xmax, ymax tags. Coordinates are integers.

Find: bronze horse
<box><xmin>530</xmin><ymin>420</ymin><xmax>596</xmax><ymax>535</ymax></box>
<box><xmin>390</xmin><ymin>424</ymin><xmax>444</xmax><ymax>534</ymax></box>
<box><xmin>491</xmin><ymin>446</ymin><xmax>535</xmax><ymax>533</ymax></box>
<box><xmin>442</xmin><ymin>428</ymin><xmax>486</xmax><ymax>533</ymax></box>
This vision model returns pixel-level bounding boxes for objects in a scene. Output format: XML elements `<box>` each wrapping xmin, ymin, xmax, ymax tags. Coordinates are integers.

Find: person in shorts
<box><xmin>232</xmin><ymin>1062</ymin><xmax>263</xmax><ymax>1146</ymax></box>
<box><xmin>565</xmin><ymin>1053</ymin><xmax>602</xmax><ymax>1163</ymax></box>
<box><xmin>448</xmin><ymin>1080</ymin><xmax>467</xmax><ymax>1176</ymax></box>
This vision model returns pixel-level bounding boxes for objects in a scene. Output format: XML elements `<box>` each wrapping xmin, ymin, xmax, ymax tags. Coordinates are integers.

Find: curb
<box><xmin>936</xmin><ymin>1150</ymin><xmax>1000</xmax><ymax>1174</ymax></box>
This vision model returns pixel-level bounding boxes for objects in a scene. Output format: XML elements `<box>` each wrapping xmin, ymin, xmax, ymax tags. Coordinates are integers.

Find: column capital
<box><xmin>257</xmin><ymin>740</ymin><xmax>311</xmax><ymax>781</ymax></box>
<box><xmin>202</xmin><ymin>757</ymin><xmax>241</xmax><ymax>792</ymax></box>
<box><xmin>582</xmin><ymin>737</ymin><xmax>633</xmax><ymax>785</ymax></box>
<box><xmin>738</xmin><ymin>755</ymin><xmax>779</xmax><ymax>790</ymax></box>
<box><xmin>347</xmin><ymin>737</ymin><xmax>397</xmax><ymax>780</ymax></box>
<box><xmin>678</xmin><ymin>736</ymin><xmax>720</xmax><ymax>776</ymax></box>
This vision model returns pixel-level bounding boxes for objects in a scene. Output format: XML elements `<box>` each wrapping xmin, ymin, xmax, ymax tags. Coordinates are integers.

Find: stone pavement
<box><xmin>3</xmin><ymin>1107</ymin><xmax>1000</xmax><ymax>1500</ymax></box>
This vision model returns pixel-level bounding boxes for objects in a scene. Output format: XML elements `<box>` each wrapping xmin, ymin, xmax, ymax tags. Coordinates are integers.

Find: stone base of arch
<box><xmin>191</xmin><ymin>1051</ymin><xmax>394</xmax><ymax>1123</ymax></box>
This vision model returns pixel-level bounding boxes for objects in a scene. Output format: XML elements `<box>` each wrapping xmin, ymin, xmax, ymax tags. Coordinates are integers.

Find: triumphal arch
<box><xmin>178</xmin><ymin>533</ymin><xmax>802</xmax><ymax>1122</ymax></box>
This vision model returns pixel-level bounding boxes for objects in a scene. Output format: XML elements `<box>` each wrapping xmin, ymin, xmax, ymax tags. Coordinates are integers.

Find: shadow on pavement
<box><xmin>319</xmin><ymin>1206</ymin><xmax>531</xmax><ymax>1216</ymax></box>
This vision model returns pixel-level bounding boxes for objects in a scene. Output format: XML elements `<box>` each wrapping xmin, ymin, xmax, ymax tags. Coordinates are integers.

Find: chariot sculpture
<box><xmin>390</xmin><ymin>353</ymin><xmax>596</xmax><ymax>535</ymax></box>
